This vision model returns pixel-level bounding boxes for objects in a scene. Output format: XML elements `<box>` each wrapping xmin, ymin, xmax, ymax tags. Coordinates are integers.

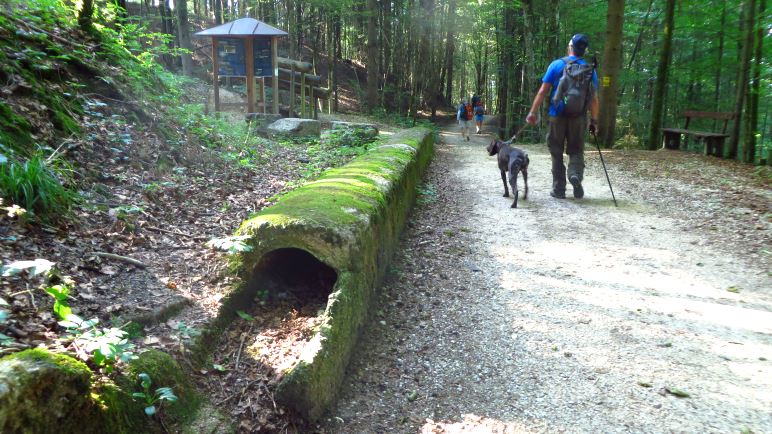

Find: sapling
<box><xmin>132</xmin><ymin>372</ymin><xmax>178</xmax><ymax>416</ymax></box>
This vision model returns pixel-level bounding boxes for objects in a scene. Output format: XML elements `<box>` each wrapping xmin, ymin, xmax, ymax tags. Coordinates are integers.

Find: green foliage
<box><xmin>236</xmin><ymin>310</ymin><xmax>255</xmax><ymax>321</ymax></box>
<box><xmin>416</xmin><ymin>182</ymin><xmax>438</xmax><ymax>205</ymax></box>
<box><xmin>286</xmin><ymin>128</ymin><xmax>381</xmax><ymax>184</ymax></box>
<box><xmin>206</xmin><ymin>235</ymin><xmax>253</xmax><ymax>255</ymax></box>
<box><xmin>0</xmin><ymin>150</ymin><xmax>78</xmax><ymax>220</ymax></box>
<box><xmin>174</xmin><ymin>321</ymin><xmax>201</xmax><ymax>340</ymax></box>
<box><xmin>131</xmin><ymin>372</ymin><xmax>179</xmax><ymax>417</ymax></box>
<box><xmin>44</xmin><ymin>281</ymin><xmax>73</xmax><ymax>319</ymax></box>
<box><xmin>59</xmin><ymin>314</ymin><xmax>137</xmax><ymax>372</ymax></box>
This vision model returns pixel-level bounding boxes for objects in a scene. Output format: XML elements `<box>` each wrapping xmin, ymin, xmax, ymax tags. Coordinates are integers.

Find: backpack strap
<box><xmin>561</xmin><ymin>56</ymin><xmax>578</xmax><ymax>66</ymax></box>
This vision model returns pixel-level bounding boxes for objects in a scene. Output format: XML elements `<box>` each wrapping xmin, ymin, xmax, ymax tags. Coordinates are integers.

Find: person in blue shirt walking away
<box><xmin>457</xmin><ymin>98</ymin><xmax>472</xmax><ymax>141</ymax></box>
<box><xmin>474</xmin><ymin>101</ymin><xmax>485</xmax><ymax>134</ymax></box>
<box><xmin>525</xmin><ymin>34</ymin><xmax>599</xmax><ymax>199</ymax></box>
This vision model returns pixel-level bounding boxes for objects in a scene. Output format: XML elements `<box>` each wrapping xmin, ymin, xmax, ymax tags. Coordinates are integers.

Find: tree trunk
<box><xmin>214</xmin><ymin>0</ymin><xmax>222</xmax><ymax>25</ymax></box>
<box><xmin>113</xmin><ymin>0</ymin><xmax>128</xmax><ymax>20</ymax></box>
<box><xmin>177</xmin><ymin>0</ymin><xmax>194</xmax><ymax>76</ymax></box>
<box><xmin>519</xmin><ymin>0</ymin><xmax>534</xmax><ymax>136</ymax></box>
<box><xmin>366</xmin><ymin>0</ymin><xmax>379</xmax><ymax>111</ymax></box>
<box><xmin>744</xmin><ymin>0</ymin><xmax>765</xmax><ymax>163</ymax></box>
<box><xmin>729</xmin><ymin>0</ymin><xmax>756</xmax><ymax>159</ymax></box>
<box><xmin>598</xmin><ymin>0</ymin><xmax>625</xmax><ymax>147</ymax></box>
<box><xmin>714</xmin><ymin>3</ymin><xmax>726</xmax><ymax>113</ymax></box>
<box><xmin>382</xmin><ymin>0</ymin><xmax>393</xmax><ymax>106</ymax></box>
<box><xmin>78</xmin><ymin>0</ymin><xmax>94</xmax><ymax>32</ymax></box>
<box><xmin>443</xmin><ymin>0</ymin><xmax>456</xmax><ymax>104</ymax></box>
<box><xmin>333</xmin><ymin>14</ymin><xmax>341</xmax><ymax>112</ymax></box>
<box><xmin>647</xmin><ymin>0</ymin><xmax>675</xmax><ymax>150</ymax></box>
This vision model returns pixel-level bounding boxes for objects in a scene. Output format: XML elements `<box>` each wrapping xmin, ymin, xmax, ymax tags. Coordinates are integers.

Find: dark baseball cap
<box><xmin>570</xmin><ymin>34</ymin><xmax>589</xmax><ymax>56</ymax></box>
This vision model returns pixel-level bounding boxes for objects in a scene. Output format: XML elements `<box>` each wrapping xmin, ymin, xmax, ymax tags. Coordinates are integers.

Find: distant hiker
<box><xmin>457</xmin><ymin>98</ymin><xmax>472</xmax><ymax>141</ymax></box>
<box><xmin>525</xmin><ymin>33</ymin><xmax>599</xmax><ymax>199</ymax></box>
<box><xmin>474</xmin><ymin>101</ymin><xmax>485</xmax><ymax>134</ymax></box>
<box><xmin>471</xmin><ymin>93</ymin><xmax>480</xmax><ymax>109</ymax></box>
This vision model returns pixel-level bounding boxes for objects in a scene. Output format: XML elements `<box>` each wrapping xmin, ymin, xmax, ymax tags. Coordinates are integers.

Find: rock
<box><xmin>267</xmin><ymin>117</ymin><xmax>321</xmax><ymax>138</ymax></box>
<box><xmin>330</xmin><ymin>121</ymin><xmax>379</xmax><ymax>139</ymax></box>
<box><xmin>245</xmin><ymin>113</ymin><xmax>282</xmax><ymax>124</ymax></box>
<box><xmin>246</xmin><ymin>114</ymin><xmax>284</xmax><ymax>138</ymax></box>
<box><xmin>0</xmin><ymin>348</ymin><xmax>93</xmax><ymax>433</ymax></box>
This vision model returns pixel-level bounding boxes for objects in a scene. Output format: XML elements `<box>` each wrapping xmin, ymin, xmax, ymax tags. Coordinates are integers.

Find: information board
<box><xmin>217</xmin><ymin>38</ymin><xmax>273</xmax><ymax>78</ymax></box>
<box><xmin>217</xmin><ymin>38</ymin><xmax>245</xmax><ymax>76</ymax></box>
<box><xmin>253</xmin><ymin>38</ymin><xmax>273</xmax><ymax>78</ymax></box>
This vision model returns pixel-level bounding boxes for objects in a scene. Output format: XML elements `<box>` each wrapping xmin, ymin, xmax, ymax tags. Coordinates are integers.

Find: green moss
<box><xmin>0</xmin><ymin>348</ymin><xmax>93</xmax><ymax>433</ymax></box>
<box><xmin>5</xmin><ymin>347</ymin><xmax>87</xmax><ymax>372</ymax></box>
<box><xmin>127</xmin><ymin>350</ymin><xmax>202</xmax><ymax>424</ymax></box>
<box><xmin>0</xmin><ymin>347</ymin><xmax>206</xmax><ymax>434</ymax></box>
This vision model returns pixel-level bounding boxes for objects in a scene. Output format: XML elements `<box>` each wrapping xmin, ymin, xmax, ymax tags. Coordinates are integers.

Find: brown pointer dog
<box><xmin>487</xmin><ymin>139</ymin><xmax>529</xmax><ymax>208</ymax></box>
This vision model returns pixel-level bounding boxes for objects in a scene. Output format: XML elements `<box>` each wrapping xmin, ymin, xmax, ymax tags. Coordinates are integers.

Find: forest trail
<box><xmin>320</xmin><ymin>122</ymin><xmax>772</xmax><ymax>433</ymax></box>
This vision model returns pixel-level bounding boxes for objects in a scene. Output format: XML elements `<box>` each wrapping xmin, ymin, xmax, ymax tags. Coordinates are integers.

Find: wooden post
<box><xmin>272</xmin><ymin>37</ymin><xmax>279</xmax><ymax>115</ymax></box>
<box><xmin>260</xmin><ymin>78</ymin><xmax>266</xmax><ymax>114</ymax></box>
<box><xmin>300</xmin><ymin>72</ymin><xmax>306</xmax><ymax>118</ymax></box>
<box><xmin>313</xmin><ymin>97</ymin><xmax>318</xmax><ymax>119</ymax></box>
<box><xmin>289</xmin><ymin>64</ymin><xmax>295</xmax><ymax>117</ymax></box>
<box><xmin>245</xmin><ymin>38</ymin><xmax>255</xmax><ymax>114</ymax></box>
<box><xmin>212</xmin><ymin>37</ymin><xmax>220</xmax><ymax>112</ymax></box>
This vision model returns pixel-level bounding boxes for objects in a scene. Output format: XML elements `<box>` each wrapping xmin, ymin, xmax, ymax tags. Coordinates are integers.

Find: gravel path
<box><xmin>319</xmin><ymin>124</ymin><xmax>772</xmax><ymax>433</ymax></box>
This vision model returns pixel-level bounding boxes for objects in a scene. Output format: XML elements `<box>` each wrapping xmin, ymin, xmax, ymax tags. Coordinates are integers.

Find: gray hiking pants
<box><xmin>547</xmin><ymin>116</ymin><xmax>585</xmax><ymax>194</ymax></box>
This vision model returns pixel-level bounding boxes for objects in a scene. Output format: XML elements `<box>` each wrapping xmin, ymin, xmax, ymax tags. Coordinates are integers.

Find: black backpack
<box><xmin>552</xmin><ymin>56</ymin><xmax>595</xmax><ymax>117</ymax></box>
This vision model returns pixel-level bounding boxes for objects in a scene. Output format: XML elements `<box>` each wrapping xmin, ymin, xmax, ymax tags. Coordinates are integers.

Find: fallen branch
<box><xmin>145</xmin><ymin>225</ymin><xmax>207</xmax><ymax>241</ymax></box>
<box><xmin>235</xmin><ymin>332</ymin><xmax>247</xmax><ymax>370</ymax></box>
<box><xmin>91</xmin><ymin>252</ymin><xmax>146</xmax><ymax>269</ymax></box>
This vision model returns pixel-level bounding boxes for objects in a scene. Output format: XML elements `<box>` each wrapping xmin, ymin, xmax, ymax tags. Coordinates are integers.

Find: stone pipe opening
<box><xmin>250</xmin><ymin>248</ymin><xmax>338</xmax><ymax>306</ymax></box>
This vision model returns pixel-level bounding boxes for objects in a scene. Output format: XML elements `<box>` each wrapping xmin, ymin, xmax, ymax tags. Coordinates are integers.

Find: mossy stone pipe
<box><xmin>232</xmin><ymin>127</ymin><xmax>435</xmax><ymax>420</ymax></box>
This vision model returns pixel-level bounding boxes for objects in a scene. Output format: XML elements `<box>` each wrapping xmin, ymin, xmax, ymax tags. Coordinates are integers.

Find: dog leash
<box><xmin>506</xmin><ymin>123</ymin><xmax>531</xmax><ymax>143</ymax></box>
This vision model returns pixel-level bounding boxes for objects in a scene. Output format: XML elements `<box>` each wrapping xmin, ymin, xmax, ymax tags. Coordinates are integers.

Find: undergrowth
<box><xmin>0</xmin><ymin>148</ymin><xmax>78</xmax><ymax>220</ymax></box>
<box><xmin>0</xmin><ymin>0</ymin><xmax>171</xmax><ymax>219</ymax></box>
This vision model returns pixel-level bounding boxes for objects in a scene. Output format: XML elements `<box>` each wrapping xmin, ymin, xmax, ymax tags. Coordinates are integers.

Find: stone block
<box><xmin>267</xmin><ymin>117</ymin><xmax>321</xmax><ymax>138</ymax></box>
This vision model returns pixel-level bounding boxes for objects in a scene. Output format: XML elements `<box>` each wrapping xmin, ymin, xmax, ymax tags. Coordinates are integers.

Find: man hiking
<box><xmin>457</xmin><ymin>97</ymin><xmax>472</xmax><ymax>141</ymax></box>
<box><xmin>525</xmin><ymin>33</ymin><xmax>599</xmax><ymax>199</ymax></box>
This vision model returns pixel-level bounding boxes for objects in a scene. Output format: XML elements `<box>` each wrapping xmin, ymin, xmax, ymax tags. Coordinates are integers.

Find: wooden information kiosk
<box><xmin>194</xmin><ymin>18</ymin><xmax>287</xmax><ymax>114</ymax></box>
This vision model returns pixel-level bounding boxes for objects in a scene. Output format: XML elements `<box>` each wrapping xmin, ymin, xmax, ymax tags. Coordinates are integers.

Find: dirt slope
<box><xmin>319</xmin><ymin>122</ymin><xmax>772</xmax><ymax>433</ymax></box>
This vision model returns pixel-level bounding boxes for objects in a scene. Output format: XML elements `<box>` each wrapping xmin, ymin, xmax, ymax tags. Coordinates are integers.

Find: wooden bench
<box><xmin>662</xmin><ymin>111</ymin><xmax>735</xmax><ymax>157</ymax></box>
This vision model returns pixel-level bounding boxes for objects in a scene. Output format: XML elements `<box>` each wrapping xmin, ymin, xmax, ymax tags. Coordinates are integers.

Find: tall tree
<box><xmin>176</xmin><ymin>0</ymin><xmax>194</xmax><ymax>76</ymax></box>
<box><xmin>647</xmin><ymin>0</ymin><xmax>676</xmax><ymax>150</ymax></box>
<box><xmin>729</xmin><ymin>0</ymin><xmax>757</xmax><ymax>159</ymax></box>
<box><xmin>78</xmin><ymin>0</ymin><xmax>94</xmax><ymax>33</ymax></box>
<box><xmin>743</xmin><ymin>0</ymin><xmax>765</xmax><ymax>163</ymax></box>
<box><xmin>443</xmin><ymin>0</ymin><xmax>456</xmax><ymax>104</ymax></box>
<box><xmin>366</xmin><ymin>0</ymin><xmax>379</xmax><ymax>110</ymax></box>
<box><xmin>714</xmin><ymin>3</ymin><xmax>726</xmax><ymax>114</ymax></box>
<box><xmin>598</xmin><ymin>0</ymin><xmax>625</xmax><ymax>147</ymax></box>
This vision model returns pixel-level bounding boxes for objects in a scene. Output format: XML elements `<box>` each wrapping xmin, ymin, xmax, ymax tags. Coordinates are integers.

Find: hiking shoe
<box><xmin>550</xmin><ymin>190</ymin><xmax>566</xmax><ymax>199</ymax></box>
<box><xmin>569</xmin><ymin>175</ymin><xmax>584</xmax><ymax>198</ymax></box>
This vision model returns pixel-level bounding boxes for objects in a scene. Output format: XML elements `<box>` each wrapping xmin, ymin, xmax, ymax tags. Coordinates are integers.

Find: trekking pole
<box><xmin>591</xmin><ymin>130</ymin><xmax>618</xmax><ymax>207</ymax></box>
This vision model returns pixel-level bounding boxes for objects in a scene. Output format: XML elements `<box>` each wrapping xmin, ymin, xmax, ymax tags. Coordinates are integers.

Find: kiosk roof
<box><xmin>194</xmin><ymin>18</ymin><xmax>288</xmax><ymax>37</ymax></box>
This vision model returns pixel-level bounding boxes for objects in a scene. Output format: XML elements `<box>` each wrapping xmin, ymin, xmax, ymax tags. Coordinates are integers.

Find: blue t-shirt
<box><xmin>542</xmin><ymin>56</ymin><xmax>598</xmax><ymax>117</ymax></box>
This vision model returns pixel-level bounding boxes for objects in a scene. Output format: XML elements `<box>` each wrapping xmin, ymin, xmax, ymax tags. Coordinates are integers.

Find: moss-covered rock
<box><xmin>226</xmin><ymin>127</ymin><xmax>435</xmax><ymax>420</ymax></box>
<box><xmin>0</xmin><ymin>348</ymin><xmax>93</xmax><ymax>433</ymax></box>
<box><xmin>0</xmin><ymin>347</ymin><xmax>209</xmax><ymax>433</ymax></box>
